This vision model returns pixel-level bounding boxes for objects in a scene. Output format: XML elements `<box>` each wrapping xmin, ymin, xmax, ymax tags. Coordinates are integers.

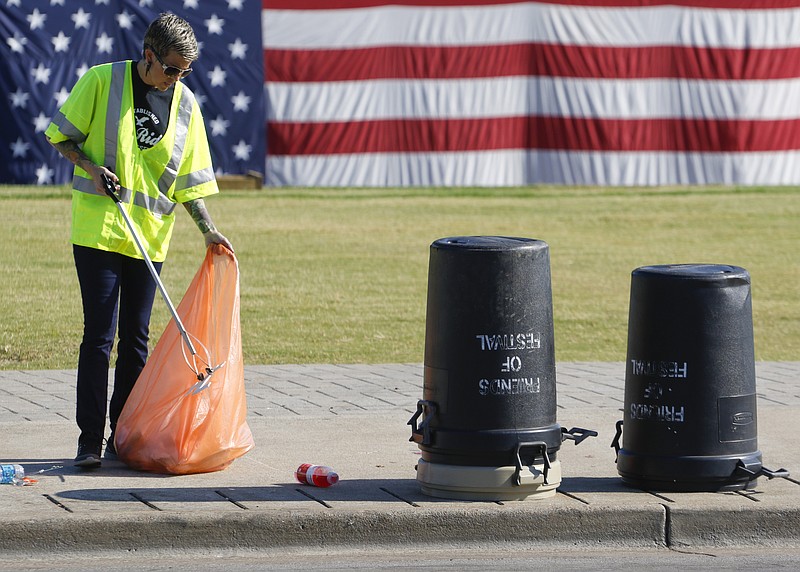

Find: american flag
<box><xmin>1</xmin><ymin>0</ymin><xmax>264</xmax><ymax>186</ymax></box>
<box><xmin>263</xmin><ymin>0</ymin><xmax>800</xmax><ymax>186</ymax></box>
<box><xmin>5</xmin><ymin>1</ymin><xmax>800</xmax><ymax>188</ymax></box>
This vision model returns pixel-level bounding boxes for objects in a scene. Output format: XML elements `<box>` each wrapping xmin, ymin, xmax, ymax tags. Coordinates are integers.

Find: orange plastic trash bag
<box><xmin>115</xmin><ymin>244</ymin><xmax>255</xmax><ymax>474</ymax></box>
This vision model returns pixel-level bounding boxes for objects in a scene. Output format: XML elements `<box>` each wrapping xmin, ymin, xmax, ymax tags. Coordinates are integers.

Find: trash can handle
<box><xmin>761</xmin><ymin>466</ymin><xmax>791</xmax><ymax>479</ymax></box>
<box><xmin>513</xmin><ymin>441</ymin><xmax>550</xmax><ymax>486</ymax></box>
<box><xmin>611</xmin><ymin>420</ymin><xmax>624</xmax><ymax>461</ymax></box>
<box><xmin>734</xmin><ymin>459</ymin><xmax>791</xmax><ymax>481</ymax></box>
<box><xmin>407</xmin><ymin>400</ymin><xmax>437</xmax><ymax>446</ymax></box>
<box><xmin>562</xmin><ymin>426</ymin><xmax>598</xmax><ymax>445</ymax></box>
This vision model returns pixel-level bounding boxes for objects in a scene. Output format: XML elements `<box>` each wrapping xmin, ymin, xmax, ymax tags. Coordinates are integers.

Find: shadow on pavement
<box><xmin>52</xmin><ymin>476</ymin><xmax>641</xmax><ymax>505</ymax></box>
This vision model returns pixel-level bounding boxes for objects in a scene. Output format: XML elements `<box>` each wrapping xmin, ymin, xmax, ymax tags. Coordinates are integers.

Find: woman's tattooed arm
<box><xmin>183</xmin><ymin>198</ymin><xmax>216</xmax><ymax>234</ymax></box>
<box><xmin>48</xmin><ymin>138</ymin><xmax>95</xmax><ymax>172</ymax></box>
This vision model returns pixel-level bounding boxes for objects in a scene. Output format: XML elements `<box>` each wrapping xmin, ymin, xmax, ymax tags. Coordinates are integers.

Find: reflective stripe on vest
<box><xmin>104</xmin><ymin>62</ymin><xmax>126</xmax><ymax>174</ymax></box>
<box><xmin>176</xmin><ymin>166</ymin><xmax>216</xmax><ymax>192</ymax></box>
<box><xmin>50</xmin><ymin>110</ymin><xmax>87</xmax><ymax>144</ymax></box>
<box><xmin>159</xmin><ymin>86</ymin><xmax>195</xmax><ymax>196</ymax></box>
<box><xmin>73</xmin><ymin>177</ymin><xmax>178</xmax><ymax>216</ymax></box>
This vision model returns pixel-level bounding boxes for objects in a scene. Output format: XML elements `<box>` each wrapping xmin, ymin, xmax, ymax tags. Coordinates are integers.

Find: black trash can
<box><xmin>409</xmin><ymin>236</ymin><xmax>593</xmax><ymax>500</ymax></box>
<box><xmin>613</xmin><ymin>264</ymin><xmax>788</xmax><ymax>491</ymax></box>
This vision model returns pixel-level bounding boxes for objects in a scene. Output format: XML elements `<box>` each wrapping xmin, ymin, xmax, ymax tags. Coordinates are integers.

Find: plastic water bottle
<box><xmin>0</xmin><ymin>464</ymin><xmax>25</xmax><ymax>486</ymax></box>
<box><xmin>295</xmin><ymin>463</ymin><xmax>339</xmax><ymax>487</ymax></box>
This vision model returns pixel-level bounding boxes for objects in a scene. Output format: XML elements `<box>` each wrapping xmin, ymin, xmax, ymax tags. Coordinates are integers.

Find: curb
<box><xmin>667</xmin><ymin>504</ymin><xmax>800</xmax><ymax>548</ymax></box>
<box><xmin>5</xmin><ymin>502</ymin><xmax>800</xmax><ymax>555</ymax></box>
<box><xmin>4</xmin><ymin>505</ymin><xmax>667</xmax><ymax>554</ymax></box>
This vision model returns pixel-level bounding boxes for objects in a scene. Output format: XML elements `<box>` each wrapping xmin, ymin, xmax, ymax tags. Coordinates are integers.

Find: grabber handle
<box><xmin>101</xmin><ymin>172</ymin><xmax>122</xmax><ymax>203</ymax></box>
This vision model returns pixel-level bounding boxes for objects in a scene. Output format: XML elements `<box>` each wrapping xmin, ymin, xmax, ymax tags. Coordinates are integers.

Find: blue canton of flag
<box><xmin>0</xmin><ymin>0</ymin><xmax>264</xmax><ymax>185</ymax></box>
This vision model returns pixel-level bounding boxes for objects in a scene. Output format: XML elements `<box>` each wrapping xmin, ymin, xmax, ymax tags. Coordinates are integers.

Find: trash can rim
<box><xmin>432</xmin><ymin>236</ymin><xmax>547</xmax><ymax>251</ymax></box>
<box><xmin>632</xmin><ymin>263</ymin><xmax>749</xmax><ymax>280</ymax></box>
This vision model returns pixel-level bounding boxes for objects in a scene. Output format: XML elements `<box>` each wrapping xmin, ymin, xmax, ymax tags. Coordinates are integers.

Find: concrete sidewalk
<box><xmin>0</xmin><ymin>362</ymin><xmax>798</xmax><ymax>554</ymax></box>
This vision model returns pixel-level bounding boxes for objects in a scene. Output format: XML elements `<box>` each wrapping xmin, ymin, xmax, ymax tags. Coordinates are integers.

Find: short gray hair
<box><xmin>142</xmin><ymin>12</ymin><xmax>199</xmax><ymax>62</ymax></box>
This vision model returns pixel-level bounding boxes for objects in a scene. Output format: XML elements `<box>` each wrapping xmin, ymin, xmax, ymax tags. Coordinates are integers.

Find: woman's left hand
<box><xmin>203</xmin><ymin>230</ymin><xmax>234</xmax><ymax>253</ymax></box>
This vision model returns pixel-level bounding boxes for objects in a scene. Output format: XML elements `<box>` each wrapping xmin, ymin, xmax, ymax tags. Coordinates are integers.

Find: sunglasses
<box><xmin>149</xmin><ymin>46</ymin><xmax>193</xmax><ymax>78</ymax></box>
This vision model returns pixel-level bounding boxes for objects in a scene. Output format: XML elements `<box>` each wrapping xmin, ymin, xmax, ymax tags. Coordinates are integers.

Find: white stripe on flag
<box><xmin>264</xmin><ymin>4</ymin><xmax>800</xmax><ymax>49</ymax></box>
<box><xmin>267</xmin><ymin>77</ymin><xmax>800</xmax><ymax>122</ymax></box>
<box><xmin>266</xmin><ymin>150</ymin><xmax>800</xmax><ymax>187</ymax></box>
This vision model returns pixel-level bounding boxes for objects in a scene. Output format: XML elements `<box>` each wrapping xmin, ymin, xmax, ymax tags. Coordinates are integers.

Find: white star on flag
<box><xmin>52</xmin><ymin>31</ymin><xmax>71</xmax><ymax>52</ymax></box>
<box><xmin>33</xmin><ymin>112</ymin><xmax>51</xmax><ymax>133</ymax></box>
<box><xmin>10</xmin><ymin>89</ymin><xmax>30</xmax><ymax>109</ymax></box>
<box><xmin>116</xmin><ymin>11</ymin><xmax>135</xmax><ymax>29</ymax></box>
<box><xmin>228</xmin><ymin>0</ymin><xmax>244</xmax><ymax>10</ymax></box>
<box><xmin>208</xmin><ymin>66</ymin><xmax>226</xmax><ymax>87</ymax></box>
<box><xmin>72</xmin><ymin>9</ymin><xmax>91</xmax><ymax>30</ymax></box>
<box><xmin>232</xmin><ymin>140</ymin><xmax>252</xmax><ymax>161</ymax></box>
<box><xmin>96</xmin><ymin>32</ymin><xmax>114</xmax><ymax>53</ymax></box>
<box><xmin>205</xmin><ymin>14</ymin><xmax>224</xmax><ymax>35</ymax></box>
<box><xmin>54</xmin><ymin>87</ymin><xmax>71</xmax><ymax>107</ymax></box>
<box><xmin>36</xmin><ymin>164</ymin><xmax>55</xmax><ymax>185</ymax></box>
<box><xmin>228</xmin><ymin>38</ymin><xmax>248</xmax><ymax>59</ymax></box>
<box><xmin>184</xmin><ymin>0</ymin><xmax>199</xmax><ymax>9</ymax></box>
<box><xmin>32</xmin><ymin>63</ymin><xmax>52</xmax><ymax>85</ymax></box>
<box><xmin>209</xmin><ymin>115</ymin><xmax>230</xmax><ymax>136</ymax></box>
<box><xmin>7</xmin><ymin>34</ymin><xmax>28</xmax><ymax>54</ymax></box>
<box><xmin>231</xmin><ymin>91</ymin><xmax>251</xmax><ymax>112</ymax></box>
<box><xmin>27</xmin><ymin>8</ymin><xmax>47</xmax><ymax>30</ymax></box>
<box><xmin>11</xmin><ymin>138</ymin><xmax>31</xmax><ymax>159</ymax></box>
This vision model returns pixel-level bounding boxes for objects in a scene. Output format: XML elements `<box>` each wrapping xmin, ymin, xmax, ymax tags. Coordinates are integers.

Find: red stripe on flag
<box><xmin>264</xmin><ymin>1</ymin><xmax>800</xmax><ymax>10</ymax></box>
<box><xmin>268</xmin><ymin>117</ymin><xmax>800</xmax><ymax>155</ymax></box>
<box><xmin>266</xmin><ymin>44</ymin><xmax>800</xmax><ymax>82</ymax></box>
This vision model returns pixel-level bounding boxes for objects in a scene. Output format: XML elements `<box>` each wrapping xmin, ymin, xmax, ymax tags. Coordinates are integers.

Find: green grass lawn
<box><xmin>1</xmin><ymin>185</ymin><xmax>797</xmax><ymax>370</ymax></box>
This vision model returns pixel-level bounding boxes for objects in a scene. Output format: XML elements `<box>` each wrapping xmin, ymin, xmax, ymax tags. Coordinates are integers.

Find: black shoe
<box><xmin>75</xmin><ymin>435</ymin><xmax>102</xmax><ymax>468</ymax></box>
<box><xmin>103</xmin><ymin>432</ymin><xmax>118</xmax><ymax>461</ymax></box>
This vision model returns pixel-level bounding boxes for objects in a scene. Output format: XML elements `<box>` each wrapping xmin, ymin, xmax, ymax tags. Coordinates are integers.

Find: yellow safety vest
<box><xmin>45</xmin><ymin>61</ymin><xmax>218</xmax><ymax>262</ymax></box>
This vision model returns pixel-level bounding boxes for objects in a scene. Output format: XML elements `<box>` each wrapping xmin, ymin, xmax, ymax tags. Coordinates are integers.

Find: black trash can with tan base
<box><xmin>409</xmin><ymin>236</ymin><xmax>594</xmax><ymax>501</ymax></box>
<box><xmin>612</xmin><ymin>264</ymin><xmax>788</xmax><ymax>491</ymax></box>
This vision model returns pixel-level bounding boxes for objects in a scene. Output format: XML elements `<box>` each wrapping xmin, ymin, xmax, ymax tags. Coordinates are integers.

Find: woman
<box><xmin>45</xmin><ymin>13</ymin><xmax>232</xmax><ymax>468</ymax></box>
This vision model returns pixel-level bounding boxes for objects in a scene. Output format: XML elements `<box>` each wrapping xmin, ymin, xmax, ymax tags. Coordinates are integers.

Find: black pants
<box><xmin>73</xmin><ymin>245</ymin><xmax>162</xmax><ymax>441</ymax></box>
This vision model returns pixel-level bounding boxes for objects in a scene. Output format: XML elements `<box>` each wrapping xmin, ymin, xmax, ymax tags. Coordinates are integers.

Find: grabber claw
<box><xmin>187</xmin><ymin>361</ymin><xmax>226</xmax><ymax>395</ymax></box>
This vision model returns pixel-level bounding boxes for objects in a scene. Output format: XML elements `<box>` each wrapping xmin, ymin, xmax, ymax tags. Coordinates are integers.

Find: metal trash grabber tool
<box><xmin>101</xmin><ymin>174</ymin><xmax>224</xmax><ymax>393</ymax></box>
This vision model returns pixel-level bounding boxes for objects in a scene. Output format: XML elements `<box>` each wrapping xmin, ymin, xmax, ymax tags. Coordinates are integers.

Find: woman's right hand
<box><xmin>92</xmin><ymin>166</ymin><xmax>119</xmax><ymax>195</ymax></box>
